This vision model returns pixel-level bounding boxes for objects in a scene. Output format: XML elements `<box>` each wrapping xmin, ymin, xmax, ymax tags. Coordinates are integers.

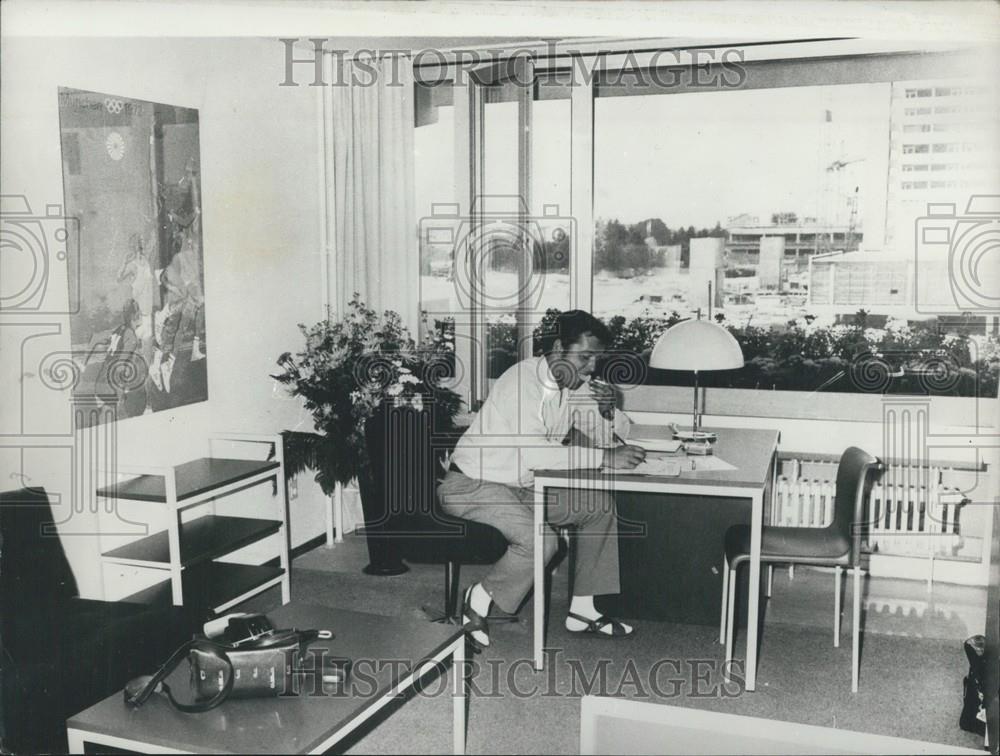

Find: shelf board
<box><xmin>96</xmin><ymin>457</ymin><xmax>280</xmax><ymax>503</ymax></box>
<box><xmin>101</xmin><ymin>514</ymin><xmax>282</xmax><ymax>566</ymax></box>
<box><xmin>122</xmin><ymin>562</ymin><xmax>286</xmax><ymax>611</ymax></box>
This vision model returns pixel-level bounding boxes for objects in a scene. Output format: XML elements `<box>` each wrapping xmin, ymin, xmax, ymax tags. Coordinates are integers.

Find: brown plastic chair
<box><xmin>719</xmin><ymin>447</ymin><xmax>883</xmax><ymax>692</ymax></box>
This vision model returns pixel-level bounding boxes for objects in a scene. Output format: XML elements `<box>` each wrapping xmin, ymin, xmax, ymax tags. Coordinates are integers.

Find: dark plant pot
<box><xmin>355</xmin><ymin>468</ymin><xmax>409</xmax><ymax>576</ymax></box>
<box><xmin>359</xmin><ymin>405</ymin><xmax>412</xmax><ymax>576</ymax></box>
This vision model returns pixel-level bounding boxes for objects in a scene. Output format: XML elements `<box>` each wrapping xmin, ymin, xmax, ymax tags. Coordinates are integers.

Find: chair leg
<box><xmin>553</xmin><ymin>527</ymin><xmax>571</xmax><ymax>577</ymax></box>
<box><xmin>725</xmin><ymin>563</ymin><xmax>738</xmax><ymax>669</ymax></box>
<box><xmin>720</xmin><ymin>552</ymin><xmax>730</xmax><ymax>645</ymax></box>
<box><xmin>766</xmin><ymin>564</ymin><xmax>773</xmax><ymax>598</ymax></box>
<box><xmin>422</xmin><ymin>560</ymin><xmax>461</xmax><ymax>624</ymax></box>
<box><xmin>852</xmin><ymin>566</ymin><xmax>862</xmax><ymax>693</ymax></box>
<box><xmin>447</xmin><ymin>561</ymin><xmax>461</xmax><ymax>620</ymax></box>
<box><xmin>834</xmin><ymin>566</ymin><xmax>842</xmax><ymax>648</ymax></box>
<box><xmin>567</xmin><ymin>528</ymin><xmax>576</xmax><ymax>602</ymax></box>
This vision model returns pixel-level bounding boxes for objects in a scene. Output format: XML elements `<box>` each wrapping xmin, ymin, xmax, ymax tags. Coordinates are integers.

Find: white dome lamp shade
<box><xmin>649</xmin><ymin>319</ymin><xmax>745</xmax><ymax>431</ymax></box>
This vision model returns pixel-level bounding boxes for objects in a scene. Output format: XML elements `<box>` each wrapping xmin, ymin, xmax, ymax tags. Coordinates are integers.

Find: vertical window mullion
<box><xmin>452</xmin><ymin>76</ymin><xmax>480</xmax><ymax>409</ymax></box>
<box><xmin>570</xmin><ymin>72</ymin><xmax>595</xmax><ymax>314</ymax></box>
<box><xmin>517</xmin><ymin>55</ymin><xmax>533</xmax><ymax>362</ymax></box>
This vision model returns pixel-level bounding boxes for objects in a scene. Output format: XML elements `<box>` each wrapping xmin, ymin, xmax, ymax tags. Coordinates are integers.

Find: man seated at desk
<box><xmin>438</xmin><ymin>310</ymin><xmax>647</xmax><ymax>649</ymax></box>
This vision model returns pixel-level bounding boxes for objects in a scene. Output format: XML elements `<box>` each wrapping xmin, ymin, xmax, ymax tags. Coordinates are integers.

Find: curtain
<box><xmin>327</xmin><ymin>54</ymin><xmax>417</xmax><ymax>333</ymax></box>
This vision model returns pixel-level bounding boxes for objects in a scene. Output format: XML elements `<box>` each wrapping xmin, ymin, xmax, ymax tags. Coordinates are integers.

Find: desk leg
<box><xmin>533</xmin><ymin>481</ymin><xmax>545</xmax><ymax>671</ymax></box>
<box><xmin>745</xmin><ymin>490</ymin><xmax>763</xmax><ymax>692</ymax></box>
<box><xmin>453</xmin><ymin>638</ymin><xmax>467</xmax><ymax>754</ymax></box>
<box><xmin>67</xmin><ymin>728</ymin><xmax>86</xmax><ymax>753</ymax></box>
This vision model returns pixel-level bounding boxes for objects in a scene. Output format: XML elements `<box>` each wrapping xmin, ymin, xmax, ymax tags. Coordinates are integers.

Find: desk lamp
<box><xmin>649</xmin><ymin>319</ymin><xmax>744</xmax><ymax>431</ymax></box>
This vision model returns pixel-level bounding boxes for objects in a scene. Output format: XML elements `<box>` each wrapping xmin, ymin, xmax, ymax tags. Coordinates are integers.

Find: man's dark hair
<box><xmin>538</xmin><ymin>310</ymin><xmax>612</xmax><ymax>355</ymax></box>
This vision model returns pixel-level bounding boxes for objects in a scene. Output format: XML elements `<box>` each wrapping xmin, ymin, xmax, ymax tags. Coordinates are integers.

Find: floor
<box><xmin>241</xmin><ymin>534</ymin><xmax>988</xmax><ymax>754</ymax></box>
<box><xmin>294</xmin><ymin>535</ymin><xmax>988</xmax><ymax>642</ymax></box>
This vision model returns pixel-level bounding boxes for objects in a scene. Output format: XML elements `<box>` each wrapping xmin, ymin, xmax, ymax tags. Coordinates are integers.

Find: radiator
<box><xmin>772</xmin><ymin>460</ymin><xmax>969</xmax><ymax>561</ymax></box>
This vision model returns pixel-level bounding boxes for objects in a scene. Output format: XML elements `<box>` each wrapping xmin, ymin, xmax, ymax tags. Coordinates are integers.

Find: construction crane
<box><xmin>826</xmin><ymin>158</ymin><xmax>864</xmax><ymax>172</ymax></box>
<box><xmin>824</xmin><ymin>157</ymin><xmax>865</xmax><ymax>252</ymax></box>
<box><xmin>846</xmin><ymin>185</ymin><xmax>860</xmax><ymax>252</ymax></box>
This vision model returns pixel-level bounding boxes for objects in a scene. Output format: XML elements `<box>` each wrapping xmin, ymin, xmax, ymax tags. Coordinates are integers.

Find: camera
<box><xmin>204</xmin><ymin>612</ymin><xmax>278</xmax><ymax>647</ymax></box>
<box><xmin>913</xmin><ymin>194</ymin><xmax>1000</xmax><ymax>315</ymax></box>
<box><xmin>0</xmin><ymin>195</ymin><xmax>80</xmax><ymax>314</ymax></box>
<box><xmin>222</xmin><ymin>613</ymin><xmax>278</xmax><ymax>647</ymax></box>
<box><xmin>417</xmin><ymin>195</ymin><xmax>576</xmax><ymax>323</ymax></box>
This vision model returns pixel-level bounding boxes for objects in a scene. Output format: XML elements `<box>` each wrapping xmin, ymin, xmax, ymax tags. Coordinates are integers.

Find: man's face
<box><xmin>549</xmin><ymin>332</ymin><xmax>604</xmax><ymax>390</ymax></box>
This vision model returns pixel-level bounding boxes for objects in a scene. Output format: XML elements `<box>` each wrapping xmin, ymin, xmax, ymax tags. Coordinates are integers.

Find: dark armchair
<box><xmin>0</xmin><ymin>487</ymin><xmax>197</xmax><ymax>753</ymax></box>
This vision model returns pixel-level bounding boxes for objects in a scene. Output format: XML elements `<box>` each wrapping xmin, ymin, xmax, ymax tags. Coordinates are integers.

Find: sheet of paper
<box><xmin>602</xmin><ymin>457</ymin><xmax>684</xmax><ymax>476</ymax></box>
<box><xmin>601</xmin><ymin>453</ymin><xmax>738</xmax><ymax>476</ymax></box>
<box><xmin>689</xmin><ymin>454</ymin><xmax>738</xmax><ymax>472</ymax></box>
<box><xmin>631</xmin><ymin>457</ymin><xmax>685</xmax><ymax>476</ymax></box>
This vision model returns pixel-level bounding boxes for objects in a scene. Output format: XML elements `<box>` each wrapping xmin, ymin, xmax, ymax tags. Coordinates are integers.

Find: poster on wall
<box><xmin>58</xmin><ymin>88</ymin><xmax>207</xmax><ymax>426</ymax></box>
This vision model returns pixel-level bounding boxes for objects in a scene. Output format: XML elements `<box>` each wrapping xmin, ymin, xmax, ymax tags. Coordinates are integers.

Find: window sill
<box><xmin>620</xmin><ymin>384</ymin><xmax>997</xmax><ymax>429</ymax></box>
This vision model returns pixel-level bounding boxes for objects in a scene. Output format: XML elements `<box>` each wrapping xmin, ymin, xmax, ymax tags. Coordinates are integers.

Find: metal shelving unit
<box><xmin>96</xmin><ymin>433</ymin><xmax>291</xmax><ymax>612</ymax></box>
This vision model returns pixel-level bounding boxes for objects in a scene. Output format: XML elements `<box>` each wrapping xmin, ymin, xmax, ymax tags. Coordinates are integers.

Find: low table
<box><xmin>66</xmin><ymin>603</ymin><xmax>467</xmax><ymax>754</ymax></box>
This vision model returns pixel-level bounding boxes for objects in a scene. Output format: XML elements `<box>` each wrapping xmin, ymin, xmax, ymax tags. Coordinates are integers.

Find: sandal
<box><xmin>565</xmin><ymin>611</ymin><xmax>634</xmax><ymax>638</ymax></box>
<box><xmin>462</xmin><ymin>585</ymin><xmax>490</xmax><ymax>652</ymax></box>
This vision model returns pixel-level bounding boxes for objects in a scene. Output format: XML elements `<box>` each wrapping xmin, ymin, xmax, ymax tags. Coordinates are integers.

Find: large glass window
<box><xmin>417</xmin><ymin>50</ymin><xmax>1000</xmax><ymax>405</ymax></box>
<box><xmin>529</xmin><ymin>94</ymin><xmax>572</xmax><ymax>327</ymax></box>
<box><xmin>478</xmin><ymin>80</ymin><xmax>523</xmax><ymax>382</ymax></box>
<box><xmin>592</xmin><ymin>83</ymin><xmax>885</xmax><ymax>315</ymax></box>
<box><xmin>415</xmin><ymin>80</ymin><xmax>456</xmax><ymax>340</ymax></box>
<box><xmin>416</xmin><ymin>74</ymin><xmax>573</xmax><ymax>398</ymax></box>
<box><xmin>589</xmin><ymin>76</ymin><xmax>998</xmax><ymax>398</ymax></box>
<box><xmin>478</xmin><ymin>90</ymin><xmax>573</xmax><ymax>380</ymax></box>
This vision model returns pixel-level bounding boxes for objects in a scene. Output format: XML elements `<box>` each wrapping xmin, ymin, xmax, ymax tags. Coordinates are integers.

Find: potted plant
<box><xmin>273</xmin><ymin>295</ymin><xmax>463</xmax><ymax>574</ymax></box>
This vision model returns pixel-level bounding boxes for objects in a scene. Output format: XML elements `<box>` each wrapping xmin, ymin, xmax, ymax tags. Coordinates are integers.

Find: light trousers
<box><xmin>437</xmin><ymin>470</ymin><xmax>621</xmax><ymax>614</ymax></box>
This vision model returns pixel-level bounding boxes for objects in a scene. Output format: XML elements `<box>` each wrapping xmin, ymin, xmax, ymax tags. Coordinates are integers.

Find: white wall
<box><xmin>1</xmin><ymin>37</ymin><xmax>332</xmax><ymax>597</ymax></box>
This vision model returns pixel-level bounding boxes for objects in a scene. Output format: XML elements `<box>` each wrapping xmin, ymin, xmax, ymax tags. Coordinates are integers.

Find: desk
<box><xmin>532</xmin><ymin>425</ymin><xmax>779</xmax><ymax>692</ymax></box>
<box><xmin>66</xmin><ymin>603</ymin><xmax>468</xmax><ymax>754</ymax></box>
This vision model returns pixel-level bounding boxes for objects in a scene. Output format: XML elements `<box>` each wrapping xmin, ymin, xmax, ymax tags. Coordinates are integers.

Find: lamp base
<box><xmin>673</xmin><ymin>429</ymin><xmax>718</xmax><ymax>444</ymax></box>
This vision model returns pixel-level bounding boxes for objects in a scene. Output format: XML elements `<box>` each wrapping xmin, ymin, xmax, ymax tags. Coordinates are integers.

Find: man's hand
<box><xmin>563</xmin><ymin>427</ymin><xmax>597</xmax><ymax>448</ymax></box>
<box><xmin>603</xmin><ymin>444</ymin><xmax>646</xmax><ymax>469</ymax></box>
<box><xmin>589</xmin><ymin>379</ymin><xmax>617</xmax><ymax>420</ymax></box>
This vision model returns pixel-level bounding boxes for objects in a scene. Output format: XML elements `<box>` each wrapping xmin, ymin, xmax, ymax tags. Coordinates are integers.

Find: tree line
<box><xmin>423</xmin><ymin>217</ymin><xmax>728</xmax><ymax>277</ymax></box>
<box><xmin>594</xmin><ymin>218</ymin><xmax>726</xmax><ymax>275</ymax></box>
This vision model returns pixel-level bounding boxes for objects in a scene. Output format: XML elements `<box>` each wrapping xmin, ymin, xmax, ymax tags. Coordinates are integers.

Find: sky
<box><xmin>415</xmin><ymin>81</ymin><xmax>891</xmax><ymax>231</ymax></box>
